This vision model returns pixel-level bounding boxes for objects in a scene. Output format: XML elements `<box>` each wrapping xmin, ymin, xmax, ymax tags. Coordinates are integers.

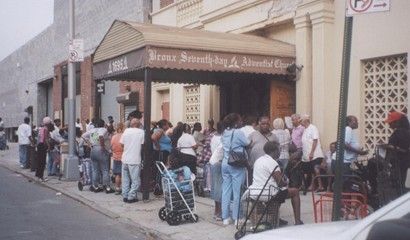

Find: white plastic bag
<box><xmin>209</xmin><ymin>144</ymin><xmax>223</xmax><ymax>165</ymax></box>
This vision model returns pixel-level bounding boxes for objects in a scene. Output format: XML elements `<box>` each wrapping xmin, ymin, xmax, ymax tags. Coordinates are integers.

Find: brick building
<box><xmin>0</xmin><ymin>0</ymin><xmax>151</xmax><ymax>140</ymax></box>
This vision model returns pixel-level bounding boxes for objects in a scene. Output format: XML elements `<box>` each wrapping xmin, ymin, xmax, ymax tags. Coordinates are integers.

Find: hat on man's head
<box><xmin>300</xmin><ymin>114</ymin><xmax>310</xmax><ymax>121</ymax></box>
<box><xmin>43</xmin><ymin>117</ymin><xmax>52</xmax><ymax>125</ymax></box>
<box><xmin>384</xmin><ymin>111</ymin><xmax>403</xmax><ymax>123</ymax></box>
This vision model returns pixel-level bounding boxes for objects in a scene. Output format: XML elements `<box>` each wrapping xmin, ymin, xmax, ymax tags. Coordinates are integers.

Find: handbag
<box><xmin>227</xmin><ymin>130</ymin><xmax>248</xmax><ymax>168</ymax></box>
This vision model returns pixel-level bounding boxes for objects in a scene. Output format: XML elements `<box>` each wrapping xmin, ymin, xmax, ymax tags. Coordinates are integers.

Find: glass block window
<box><xmin>363</xmin><ymin>54</ymin><xmax>408</xmax><ymax>151</ymax></box>
<box><xmin>184</xmin><ymin>85</ymin><xmax>200</xmax><ymax>125</ymax></box>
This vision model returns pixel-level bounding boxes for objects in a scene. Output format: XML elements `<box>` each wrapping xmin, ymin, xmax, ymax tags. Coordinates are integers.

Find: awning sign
<box><xmin>346</xmin><ymin>0</ymin><xmax>390</xmax><ymax>16</ymax></box>
<box><xmin>146</xmin><ymin>47</ymin><xmax>295</xmax><ymax>75</ymax></box>
<box><xmin>69</xmin><ymin>39</ymin><xmax>84</xmax><ymax>62</ymax></box>
<box><xmin>93</xmin><ymin>47</ymin><xmax>295</xmax><ymax>80</ymax></box>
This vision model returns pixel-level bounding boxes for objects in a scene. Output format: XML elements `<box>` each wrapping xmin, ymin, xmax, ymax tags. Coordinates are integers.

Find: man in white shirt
<box><xmin>120</xmin><ymin>118</ymin><xmax>145</xmax><ymax>203</ymax></box>
<box><xmin>344</xmin><ymin>115</ymin><xmax>367</xmax><ymax>173</ymax></box>
<box><xmin>86</xmin><ymin>118</ymin><xmax>96</xmax><ymax>132</ymax></box>
<box><xmin>75</xmin><ymin>118</ymin><xmax>83</xmax><ymax>131</ymax></box>
<box><xmin>17</xmin><ymin>117</ymin><xmax>33</xmax><ymax>168</ymax></box>
<box><xmin>248</xmin><ymin>141</ymin><xmax>303</xmax><ymax>225</ymax></box>
<box><xmin>301</xmin><ymin>115</ymin><xmax>325</xmax><ymax>192</ymax></box>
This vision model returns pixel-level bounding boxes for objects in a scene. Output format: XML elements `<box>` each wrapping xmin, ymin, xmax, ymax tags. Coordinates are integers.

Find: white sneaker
<box><xmin>223</xmin><ymin>218</ymin><xmax>232</xmax><ymax>225</ymax></box>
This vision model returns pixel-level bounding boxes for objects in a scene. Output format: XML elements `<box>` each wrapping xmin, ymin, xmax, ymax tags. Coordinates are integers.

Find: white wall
<box><xmin>100</xmin><ymin>81</ymin><xmax>120</xmax><ymax>124</ymax></box>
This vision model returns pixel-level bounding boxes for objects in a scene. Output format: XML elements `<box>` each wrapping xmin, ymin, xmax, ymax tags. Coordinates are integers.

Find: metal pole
<box><xmin>65</xmin><ymin>0</ymin><xmax>79</xmax><ymax>180</ymax></box>
<box><xmin>332</xmin><ymin>16</ymin><xmax>353</xmax><ymax>221</ymax></box>
<box><xmin>142</xmin><ymin>68</ymin><xmax>152</xmax><ymax>200</ymax></box>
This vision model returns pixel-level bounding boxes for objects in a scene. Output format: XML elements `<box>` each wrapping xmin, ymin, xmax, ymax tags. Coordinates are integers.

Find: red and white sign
<box><xmin>346</xmin><ymin>0</ymin><xmax>390</xmax><ymax>16</ymax></box>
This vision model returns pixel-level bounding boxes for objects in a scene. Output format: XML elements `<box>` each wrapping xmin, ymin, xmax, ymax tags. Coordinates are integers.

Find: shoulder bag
<box><xmin>227</xmin><ymin>130</ymin><xmax>248</xmax><ymax>168</ymax></box>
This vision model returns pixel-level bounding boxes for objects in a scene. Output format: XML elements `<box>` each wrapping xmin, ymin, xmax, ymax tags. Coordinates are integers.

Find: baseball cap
<box><xmin>384</xmin><ymin>111</ymin><xmax>403</xmax><ymax>123</ymax></box>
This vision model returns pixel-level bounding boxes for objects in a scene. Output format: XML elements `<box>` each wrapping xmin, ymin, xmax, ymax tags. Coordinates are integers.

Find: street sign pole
<box><xmin>65</xmin><ymin>0</ymin><xmax>79</xmax><ymax>180</ymax></box>
<box><xmin>332</xmin><ymin>16</ymin><xmax>353</xmax><ymax>221</ymax></box>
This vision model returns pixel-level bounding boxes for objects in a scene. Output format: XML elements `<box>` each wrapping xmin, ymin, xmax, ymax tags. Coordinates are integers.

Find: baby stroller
<box><xmin>77</xmin><ymin>139</ymin><xmax>92</xmax><ymax>191</ymax></box>
<box><xmin>78</xmin><ymin>158</ymin><xmax>93</xmax><ymax>191</ymax></box>
<box><xmin>156</xmin><ymin>161</ymin><xmax>198</xmax><ymax>226</ymax></box>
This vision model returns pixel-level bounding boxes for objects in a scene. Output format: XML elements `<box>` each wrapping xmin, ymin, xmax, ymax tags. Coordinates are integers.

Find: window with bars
<box><xmin>184</xmin><ymin>85</ymin><xmax>200</xmax><ymax>125</ymax></box>
<box><xmin>362</xmin><ymin>54</ymin><xmax>408</xmax><ymax>152</ymax></box>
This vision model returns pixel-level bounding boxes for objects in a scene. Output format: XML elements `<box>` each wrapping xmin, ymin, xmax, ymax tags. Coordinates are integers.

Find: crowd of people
<box><xmin>14</xmin><ymin>109</ymin><xmax>410</xmax><ymax>226</ymax></box>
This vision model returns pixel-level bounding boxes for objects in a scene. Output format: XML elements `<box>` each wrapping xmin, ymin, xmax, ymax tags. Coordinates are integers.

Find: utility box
<box><xmin>60</xmin><ymin>142</ymin><xmax>79</xmax><ymax>180</ymax></box>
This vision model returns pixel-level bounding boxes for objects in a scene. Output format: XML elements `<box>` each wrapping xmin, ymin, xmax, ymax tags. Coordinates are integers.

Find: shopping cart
<box><xmin>156</xmin><ymin>161</ymin><xmax>198</xmax><ymax>226</ymax></box>
<box><xmin>311</xmin><ymin>175</ymin><xmax>370</xmax><ymax>223</ymax></box>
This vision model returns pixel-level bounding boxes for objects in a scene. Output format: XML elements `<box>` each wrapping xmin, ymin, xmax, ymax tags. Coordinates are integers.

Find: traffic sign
<box><xmin>346</xmin><ymin>0</ymin><xmax>390</xmax><ymax>16</ymax></box>
<box><xmin>69</xmin><ymin>39</ymin><xmax>84</xmax><ymax>62</ymax></box>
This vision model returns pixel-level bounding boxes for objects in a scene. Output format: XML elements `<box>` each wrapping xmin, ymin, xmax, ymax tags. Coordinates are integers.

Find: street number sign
<box><xmin>97</xmin><ymin>82</ymin><xmax>105</xmax><ymax>94</ymax></box>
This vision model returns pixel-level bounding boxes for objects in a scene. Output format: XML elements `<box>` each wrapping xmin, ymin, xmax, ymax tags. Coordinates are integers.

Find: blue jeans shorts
<box><xmin>113</xmin><ymin>160</ymin><xmax>122</xmax><ymax>175</ymax></box>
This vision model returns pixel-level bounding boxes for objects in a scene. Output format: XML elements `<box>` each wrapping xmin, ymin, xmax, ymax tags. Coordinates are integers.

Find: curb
<box><xmin>0</xmin><ymin>163</ymin><xmax>170</xmax><ymax>240</ymax></box>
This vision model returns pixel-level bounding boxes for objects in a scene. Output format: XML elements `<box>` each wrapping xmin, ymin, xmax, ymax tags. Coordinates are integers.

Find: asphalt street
<box><xmin>0</xmin><ymin>166</ymin><xmax>146</xmax><ymax>240</ymax></box>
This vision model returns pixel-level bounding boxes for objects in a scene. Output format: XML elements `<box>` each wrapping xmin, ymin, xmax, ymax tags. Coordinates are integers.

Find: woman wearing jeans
<box><xmin>221</xmin><ymin>113</ymin><xmax>250</xmax><ymax>225</ymax></box>
<box><xmin>83</xmin><ymin>119</ymin><xmax>114</xmax><ymax>193</ymax></box>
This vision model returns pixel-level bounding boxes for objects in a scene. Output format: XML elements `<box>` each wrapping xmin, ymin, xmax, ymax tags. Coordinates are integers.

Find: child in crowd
<box><xmin>321</xmin><ymin>142</ymin><xmax>336</xmax><ymax>191</ymax></box>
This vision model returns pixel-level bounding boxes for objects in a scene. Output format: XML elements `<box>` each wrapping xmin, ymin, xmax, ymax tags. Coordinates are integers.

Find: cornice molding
<box><xmin>295</xmin><ymin>0</ymin><xmax>334</xmax><ymax>26</ymax></box>
<box><xmin>310</xmin><ymin>10</ymin><xmax>335</xmax><ymax>25</ymax></box>
<box><xmin>294</xmin><ymin>14</ymin><xmax>311</xmax><ymax>29</ymax></box>
<box><xmin>199</xmin><ymin>0</ymin><xmax>268</xmax><ymax>24</ymax></box>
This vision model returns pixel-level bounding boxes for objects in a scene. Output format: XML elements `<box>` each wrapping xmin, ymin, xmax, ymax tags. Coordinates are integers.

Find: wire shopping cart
<box><xmin>156</xmin><ymin>161</ymin><xmax>198</xmax><ymax>226</ymax></box>
<box><xmin>312</xmin><ymin>175</ymin><xmax>370</xmax><ymax>223</ymax></box>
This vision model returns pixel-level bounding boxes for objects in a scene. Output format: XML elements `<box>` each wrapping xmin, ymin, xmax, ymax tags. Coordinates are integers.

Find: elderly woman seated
<box><xmin>246</xmin><ymin>141</ymin><xmax>303</xmax><ymax>225</ymax></box>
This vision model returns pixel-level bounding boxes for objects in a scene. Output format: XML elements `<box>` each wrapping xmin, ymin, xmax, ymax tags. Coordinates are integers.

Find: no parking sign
<box><xmin>69</xmin><ymin>39</ymin><xmax>84</xmax><ymax>62</ymax></box>
<box><xmin>346</xmin><ymin>0</ymin><xmax>390</xmax><ymax>16</ymax></box>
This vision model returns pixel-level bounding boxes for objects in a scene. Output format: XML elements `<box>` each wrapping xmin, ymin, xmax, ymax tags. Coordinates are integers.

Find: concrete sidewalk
<box><xmin>0</xmin><ymin>143</ymin><xmax>315</xmax><ymax>240</ymax></box>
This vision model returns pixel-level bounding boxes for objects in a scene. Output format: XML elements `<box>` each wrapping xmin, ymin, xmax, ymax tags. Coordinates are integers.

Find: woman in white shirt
<box><xmin>177</xmin><ymin>124</ymin><xmax>198</xmax><ymax>174</ymax></box>
<box><xmin>209</xmin><ymin>122</ymin><xmax>224</xmax><ymax>221</ymax></box>
<box><xmin>272</xmin><ymin>118</ymin><xmax>291</xmax><ymax>170</ymax></box>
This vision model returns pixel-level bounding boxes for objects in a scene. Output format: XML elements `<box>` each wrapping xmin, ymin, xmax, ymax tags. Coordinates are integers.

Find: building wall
<box><xmin>151</xmin><ymin>0</ymin><xmax>300</xmax><ymax>126</ymax></box>
<box><xmin>0</xmin><ymin>0</ymin><xmax>149</xmax><ymax>128</ymax></box>
<box><xmin>347</xmin><ymin>0</ymin><xmax>410</xmax><ymax>149</ymax></box>
<box><xmin>151</xmin><ymin>0</ymin><xmax>409</xmax><ymax>151</ymax></box>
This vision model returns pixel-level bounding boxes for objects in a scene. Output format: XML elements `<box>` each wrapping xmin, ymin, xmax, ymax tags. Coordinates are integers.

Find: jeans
<box><xmin>19</xmin><ymin>144</ymin><xmax>29</xmax><ymax>167</ymax></box>
<box><xmin>211</xmin><ymin>162</ymin><xmax>222</xmax><ymax>202</ymax></box>
<box><xmin>221</xmin><ymin>162</ymin><xmax>246</xmax><ymax>220</ymax></box>
<box><xmin>47</xmin><ymin>150</ymin><xmax>59</xmax><ymax>175</ymax></box>
<box><xmin>90</xmin><ymin>146</ymin><xmax>110</xmax><ymax>187</ymax></box>
<box><xmin>122</xmin><ymin>163</ymin><xmax>141</xmax><ymax>200</ymax></box>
